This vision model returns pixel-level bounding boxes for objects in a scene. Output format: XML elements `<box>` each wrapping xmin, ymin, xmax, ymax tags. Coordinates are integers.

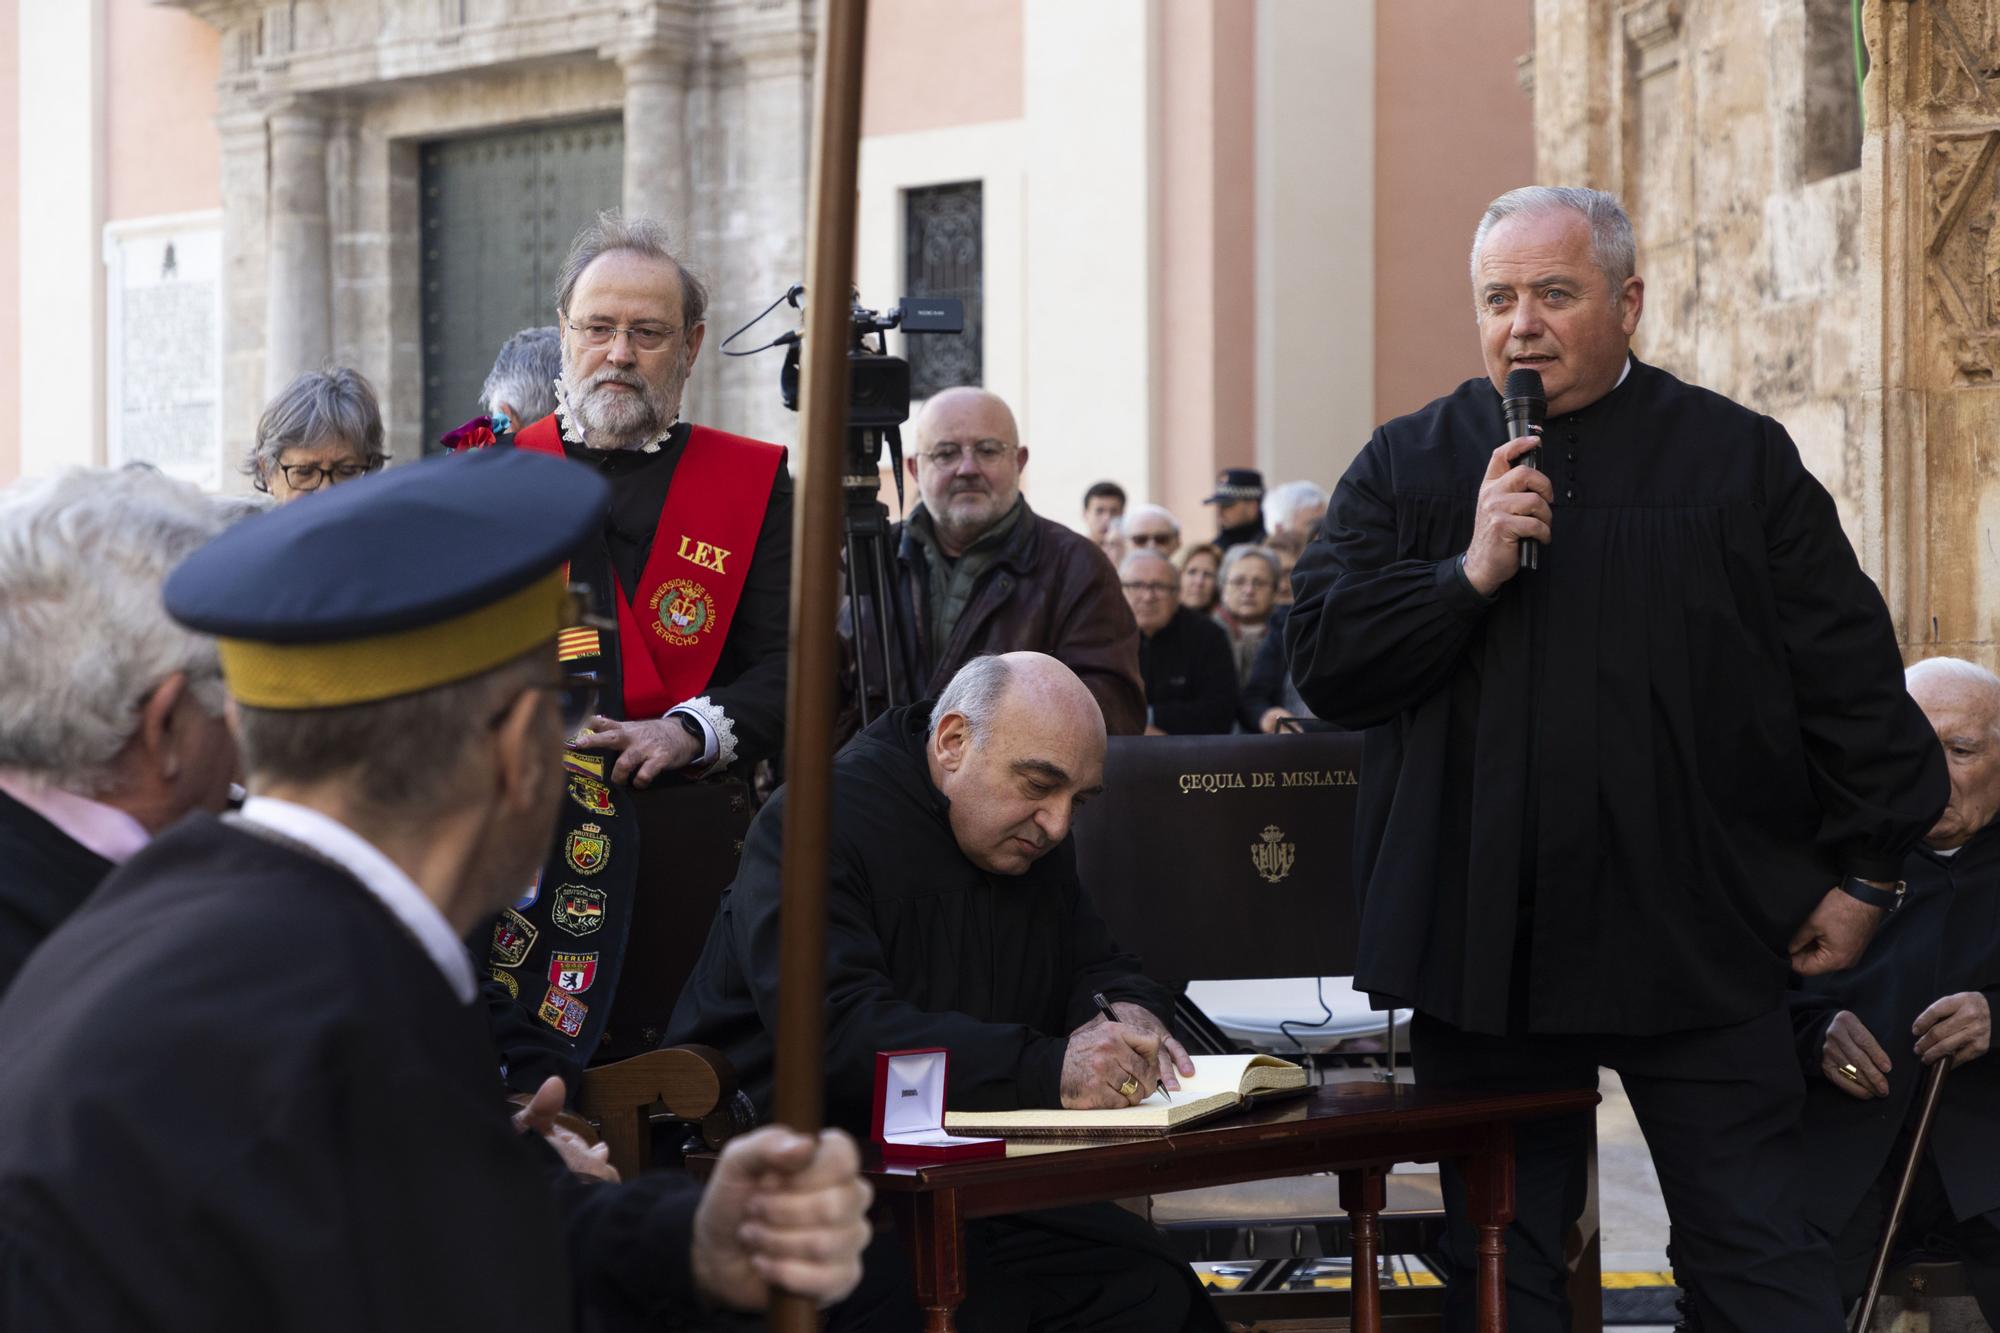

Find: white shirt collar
<box><xmin>235</xmin><ymin>796</ymin><xmax>477</xmax><ymax>1004</ymax></box>
<box><xmin>0</xmin><ymin>771</ymin><xmax>151</xmax><ymax>865</ymax></box>
<box><xmin>1615</xmin><ymin>355</ymin><xmax>1632</xmax><ymax>389</ymax></box>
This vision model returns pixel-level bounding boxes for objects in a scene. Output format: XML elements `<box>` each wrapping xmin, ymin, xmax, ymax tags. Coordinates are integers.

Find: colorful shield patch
<box><xmin>490</xmin><ymin>908</ymin><xmax>538</xmax><ymax>967</ymax></box>
<box><xmin>565</xmin><ymin>824</ymin><xmax>610</xmax><ymax>876</ymax></box>
<box><xmin>537</xmin><ymin>985</ymin><xmax>588</xmax><ymax>1039</ymax></box>
<box><xmin>516</xmin><ymin>869</ymin><xmax>542</xmax><ymax>910</ymax></box>
<box><xmin>548</xmin><ymin>951</ymin><xmax>599</xmax><ymax>995</ymax></box>
<box><xmin>550</xmin><ymin>883</ymin><xmax>608</xmax><ymax>937</ymax></box>
<box><xmin>489</xmin><ymin>967</ymin><xmax>520</xmax><ymax>999</ymax></box>
<box><xmin>567</xmin><ymin>771</ymin><xmax>614</xmax><ymax>816</ymax></box>
<box><xmin>650</xmin><ymin>577</ymin><xmax>715</xmax><ymax>646</ymax></box>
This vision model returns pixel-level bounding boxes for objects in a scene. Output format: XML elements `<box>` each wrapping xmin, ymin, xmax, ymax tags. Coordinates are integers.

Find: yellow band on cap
<box><xmin>217</xmin><ymin>568</ymin><xmax>569</xmax><ymax>710</ymax></box>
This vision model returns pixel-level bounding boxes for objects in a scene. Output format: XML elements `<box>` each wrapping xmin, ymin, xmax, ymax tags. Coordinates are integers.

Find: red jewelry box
<box><xmin>872</xmin><ymin>1048</ymin><xmax>1005</xmax><ymax>1163</ymax></box>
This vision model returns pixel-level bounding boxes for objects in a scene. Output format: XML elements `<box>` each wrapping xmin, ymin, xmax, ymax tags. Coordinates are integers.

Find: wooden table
<box><xmin>865</xmin><ymin>1081</ymin><xmax>1600</xmax><ymax>1333</ymax></box>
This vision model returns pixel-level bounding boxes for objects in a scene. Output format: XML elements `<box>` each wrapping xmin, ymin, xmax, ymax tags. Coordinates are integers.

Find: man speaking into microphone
<box><xmin>1288</xmin><ymin>187</ymin><xmax>1947</xmax><ymax>1332</ymax></box>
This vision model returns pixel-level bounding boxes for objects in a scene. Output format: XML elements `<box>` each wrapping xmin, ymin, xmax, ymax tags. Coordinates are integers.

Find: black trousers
<box><xmin>1412</xmin><ymin>1008</ymin><xmax>1843</xmax><ymax>1333</ymax></box>
<box><xmin>1827</xmin><ymin>1138</ymin><xmax>2000</xmax><ymax>1327</ymax></box>
<box><xmin>827</xmin><ymin>1203</ymin><xmax>1221</xmax><ymax>1333</ymax></box>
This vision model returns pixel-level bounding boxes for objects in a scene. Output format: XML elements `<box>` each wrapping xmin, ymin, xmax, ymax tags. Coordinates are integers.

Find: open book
<box><xmin>941</xmin><ymin>1053</ymin><xmax>1307</xmax><ymax>1139</ymax></box>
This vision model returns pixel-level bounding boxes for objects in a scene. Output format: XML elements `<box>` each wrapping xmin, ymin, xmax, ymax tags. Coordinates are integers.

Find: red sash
<box><xmin>514</xmin><ymin>414</ymin><xmax>785</xmax><ymax>717</ymax></box>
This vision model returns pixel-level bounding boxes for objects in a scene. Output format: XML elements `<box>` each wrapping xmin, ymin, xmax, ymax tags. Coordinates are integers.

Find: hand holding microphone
<box><xmin>1462</xmin><ymin>368</ymin><xmax>1553</xmax><ymax>597</ymax></box>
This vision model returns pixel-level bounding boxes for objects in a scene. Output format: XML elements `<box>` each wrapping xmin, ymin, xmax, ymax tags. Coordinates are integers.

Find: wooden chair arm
<box><xmin>577</xmin><ymin>1044</ymin><xmax>741</xmax><ymax>1178</ymax></box>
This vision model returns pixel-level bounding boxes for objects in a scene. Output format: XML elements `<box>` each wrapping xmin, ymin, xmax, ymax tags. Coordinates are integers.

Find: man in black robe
<box><xmin>1121</xmin><ymin>549</ymin><xmax>1239</xmax><ymax>735</ymax></box>
<box><xmin>667</xmin><ymin>651</ymin><xmax>1221</xmax><ymax>1333</ymax></box>
<box><xmin>0</xmin><ymin>449</ymin><xmax>870</xmax><ymax>1331</ymax></box>
<box><xmin>1793</xmin><ymin>656</ymin><xmax>2000</xmax><ymax>1322</ymax></box>
<box><xmin>1288</xmin><ymin>185</ymin><xmax>1947</xmax><ymax>1333</ymax></box>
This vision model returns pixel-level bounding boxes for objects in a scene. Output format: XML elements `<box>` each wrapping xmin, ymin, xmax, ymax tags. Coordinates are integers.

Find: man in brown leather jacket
<box><xmin>843</xmin><ymin>387</ymin><xmax>1145</xmax><ymax>734</ymax></box>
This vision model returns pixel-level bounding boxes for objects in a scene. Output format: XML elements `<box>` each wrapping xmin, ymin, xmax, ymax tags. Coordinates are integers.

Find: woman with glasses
<box><xmin>1176</xmin><ymin>542</ymin><xmax>1222</xmax><ymax>614</ymax></box>
<box><xmin>246</xmin><ymin>367</ymin><xmax>389</xmax><ymax>502</ymax></box>
<box><xmin>1213</xmin><ymin>544</ymin><xmax>1281</xmax><ymax>685</ymax></box>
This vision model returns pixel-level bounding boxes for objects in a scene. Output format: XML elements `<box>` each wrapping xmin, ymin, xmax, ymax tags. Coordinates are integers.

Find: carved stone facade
<box><xmin>1532</xmin><ymin>0</ymin><xmax>2000</xmax><ymax>666</ymax></box>
<box><xmin>161</xmin><ymin>0</ymin><xmax>815</xmax><ymax>470</ymax></box>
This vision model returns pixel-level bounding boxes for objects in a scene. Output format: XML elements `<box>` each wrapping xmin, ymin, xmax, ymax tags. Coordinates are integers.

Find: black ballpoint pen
<box><xmin>1094</xmin><ymin>990</ymin><xmax>1169</xmax><ymax>1101</ymax></box>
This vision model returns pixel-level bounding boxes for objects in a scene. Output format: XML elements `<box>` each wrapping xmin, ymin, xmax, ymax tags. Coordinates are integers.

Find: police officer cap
<box><xmin>165</xmin><ymin>449</ymin><xmax>609</xmax><ymax>710</ymax></box>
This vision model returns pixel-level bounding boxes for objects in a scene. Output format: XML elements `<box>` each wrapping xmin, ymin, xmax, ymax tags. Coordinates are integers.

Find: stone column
<box><xmin>263</xmin><ymin>97</ymin><xmax>333</xmax><ymax>396</ymax></box>
<box><xmin>617</xmin><ymin>46</ymin><xmax>691</xmax><ymax>233</ymax></box>
<box><xmin>216</xmin><ymin>102</ymin><xmax>271</xmax><ymax>487</ymax></box>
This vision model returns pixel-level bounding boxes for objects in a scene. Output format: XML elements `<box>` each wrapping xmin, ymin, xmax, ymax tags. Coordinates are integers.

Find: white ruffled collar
<box><xmin>552</xmin><ymin>375</ymin><xmax>676</xmax><ymax>455</ymax></box>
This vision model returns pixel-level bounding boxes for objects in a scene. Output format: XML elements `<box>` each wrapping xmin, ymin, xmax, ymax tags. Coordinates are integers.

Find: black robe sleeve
<box><xmin>1058</xmin><ymin>886</ymin><xmax>1176</xmax><ymax>1032</ymax></box>
<box><xmin>1758</xmin><ymin>422</ymin><xmax>1946</xmax><ymax>879</ymax></box>
<box><xmin>1152</xmin><ymin>618</ymin><xmax>1241</xmax><ymax>736</ymax></box>
<box><xmin>728</xmin><ymin>800</ymin><xmax>1074</xmax><ymax>1125</ymax></box>
<box><xmin>1287</xmin><ymin>436</ymin><xmax>1494</xmax><ymax>729</ymax></box>
<box><xmin>483</xmin><ymin>972</ymin><xmax>584</xmax><ymax>1100</ymax></box>
<box><xmin>701</xmin><ymin>464</ymin><xmax>794</xmax><ymax>771</ymax></box>
<box><xmin>541</xmin><ymin>1146</ymin><xmax>719</xmax><ymax>1331</ymax></box>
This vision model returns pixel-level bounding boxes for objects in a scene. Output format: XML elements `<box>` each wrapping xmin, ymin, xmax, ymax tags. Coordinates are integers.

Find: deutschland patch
<box><xmin>565</xmin><ymin>824</ymin><xmax>610</xmax><ymax>876</ymax></box>
<box><xmin>489</xmin><ymin>967</ymin><xmax>519</xmax><ymax>999</ymax></box>
<box><xmin>650</xmin><ymin>577</ymin><xmax>715</xmax><ymax>646</ymax></box>
<box><xmin>549</xmin><ymin>951</ymin><xmax>599</xmax><ymax>994</ymax></box>
<box><xmin>537</xmin><ymin>984</ymin><xmax>588</xmax><ymax>1039</ymax></box>
<box><xmin>567</xmin><ymin>771</ymin><xmax>614</xmax><ymax>816</ymax></box>
<box><xmin>550</xmin><ymin>883</ymin><xmax>608</xmax><ymax>937</ymax></box>
<box><xmin>491</xmin><ymin>908</ymin><xmax>539</xmax><ymax>967</ymax></box>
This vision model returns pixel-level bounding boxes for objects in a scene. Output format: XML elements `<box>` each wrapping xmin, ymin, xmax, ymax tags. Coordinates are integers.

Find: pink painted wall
<box><xmin>0</xmin><ymin>0</ymin><xmax>16</xmax><ymax>484</ymax></box>
<box><xmin>1157</xmin><ymin>0</ymin><xmax>1256</xmax><ymax>531</ymax></box>
<box><xmin>105</xmin><ymin>0</ymin><xmax>219</xmax><ymax>222</ymax></box>
<box><xmin>1373</xmin><ymin>1</ymin><xmax>1536</xmax><ymax>422</ymax></box>
<box><xmin>862</xmin><ymin>0</ymin><xmax>1023</xmax><ymax>137</ymax></box>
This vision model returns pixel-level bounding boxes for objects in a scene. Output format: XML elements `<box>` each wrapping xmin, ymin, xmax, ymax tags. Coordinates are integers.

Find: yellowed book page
<box><xmin>943</xmin><ymin>1054</ymin><xmax>1303</xmax><ymax>1135</ymax></box>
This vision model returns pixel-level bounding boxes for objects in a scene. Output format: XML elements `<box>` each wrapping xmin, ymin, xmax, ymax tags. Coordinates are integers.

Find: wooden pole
<box><xmin>1850</xmin><ymin>1056</ymin><xmax>1953</xmax><ymax>1333</ymax></box>
<box><xmin>771</xmin><ymin>0</ymin><xmax>868</xmax><ymax>1328</ymax></box>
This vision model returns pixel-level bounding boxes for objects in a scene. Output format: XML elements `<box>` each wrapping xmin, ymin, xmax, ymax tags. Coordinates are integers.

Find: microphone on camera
<box><xmin>1503</xmin><ymin>367</ymin><xmax>1546</xmax><ymax>572</ymax></box>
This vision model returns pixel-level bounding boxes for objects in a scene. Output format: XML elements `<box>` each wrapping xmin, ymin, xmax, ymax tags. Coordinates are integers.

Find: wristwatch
<box><xmin>1837</xmin><ymin>874</ymin><xmax>1906</xmax><ymax>914</ymax></box>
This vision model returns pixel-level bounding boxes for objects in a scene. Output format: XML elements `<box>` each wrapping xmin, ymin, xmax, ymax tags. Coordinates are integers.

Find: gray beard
<box><xmin>561</xmin><ymin>367</ymin><xmax>682</xmax><ymax>452</ymax></box>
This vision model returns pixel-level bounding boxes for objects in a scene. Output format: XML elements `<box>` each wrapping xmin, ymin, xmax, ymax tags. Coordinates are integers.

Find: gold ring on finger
<box><xmin>1118</xmin><ymin>1077</ymin><xmax>1140</xmax><ymax>1097</ymax></box>
<box><xmin>1837</xmin><ymin>1062</ymin><xmax>1863</xmax><ymax>1085</ymax></box>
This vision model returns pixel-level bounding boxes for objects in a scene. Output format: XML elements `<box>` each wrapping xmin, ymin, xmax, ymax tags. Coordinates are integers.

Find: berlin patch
<box><xmin>491</xmin><ymin>908</ymin><xmax>539</xmax><ymax>967</ymax></box>
<box><xmin>550</xmin><ymin>883</ymin><xmax>608</xmax><ymax>937</ymax></box>
<box><xmin>567</xmin><ymin>771</ymin><xmax>614</xmax><ymax>816</ymax></box>
<box><xmin>489</xmin><ymin>967</ymin><xmax>519</xmax><ymax>999</ymax></box>
<box><xmin>565</xmin><ymin>824</ymin><xmax>610</xmax><ymax>876</ymax></box>
<box><xmin>650</xmin><ymin>577</ymin><xmax>715</xmax><ymax>646</ymax></box>
<box><xmin>537</xmin><ymin>984</ymin><xmax>588</xmax><ymax>1039</ymax></box>
<box><xmin>549</xmin><ymin>951</ymin><xmax>599</xmax><ymax>995</ymax></box>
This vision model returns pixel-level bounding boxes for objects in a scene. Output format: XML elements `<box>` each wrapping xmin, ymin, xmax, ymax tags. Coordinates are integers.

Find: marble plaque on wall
<box><xmin>106</xmin><ymin>217</ymin><xmax>223</xmax><ymax>489</ymax></box>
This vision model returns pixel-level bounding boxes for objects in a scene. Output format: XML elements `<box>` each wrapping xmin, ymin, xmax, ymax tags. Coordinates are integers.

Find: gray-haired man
<box><xmin>0</xmin><ymin>467</ymin><xmax>243</xmax><ymax>994</ymax></box>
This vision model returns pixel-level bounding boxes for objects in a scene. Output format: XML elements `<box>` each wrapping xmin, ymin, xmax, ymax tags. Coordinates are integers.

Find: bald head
<box><xmin>927</xmin><ymin>652</ymin><xmax>1106</xmax><ymax>874</ymax></box>
<box><xmin>907</xmin><ymin>387</ymin><xmax>1027</xmax><ymax>557</ymax></box>
<box><xmin>1907</xmin><ymin>656</ymin><xmax>2000</xmax><ymax>849</ymax></box>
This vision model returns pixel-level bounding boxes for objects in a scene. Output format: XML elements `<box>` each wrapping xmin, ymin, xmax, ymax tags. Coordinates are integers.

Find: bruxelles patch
<box><xmin>565</xmin><ymin>824</ymin><xmax>610</xmax><ymax>876</ymax></box>
<box><xmin>489</xmin><ymin>967</ymin><xmax>520</xmax><ymax>999</ymax></box>
<box><xmin>567</xmin><ymin>771</ymin><xmax>614</xmax><ymax>816</ymax></box>
<box><xmin>550</xmin><ymin>883</ymin><xmax>608</xmax><ymax>937</ymax></box>
<box><xmin>537</xmin><ymin>984</ymin><xmax>588</xmax><ymax>1039</ymax></box>
<box><xmin>491</xmin><ymin>908</ymin><xmax>539</xmax><ymax>967</ymax></box>
<box><xmin>650</xmin><ymin>577</ymin><xmax>715</xmax><ymax>646</ymax></box>
<box><xmin>549</xmin><ymin>951</ymin><xmax>599</xmax><ymax>995</ymax></box>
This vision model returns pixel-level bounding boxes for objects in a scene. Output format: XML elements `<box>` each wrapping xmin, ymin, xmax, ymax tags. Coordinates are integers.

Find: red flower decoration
<box><xmin>439</xmin><ymin>416</ymin><xmax>499</xmax><ymax>452</ymax></box>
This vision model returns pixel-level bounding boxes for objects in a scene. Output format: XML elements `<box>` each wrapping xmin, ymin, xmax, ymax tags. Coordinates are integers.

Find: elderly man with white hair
<box><xmin>1262</xmin><ymin>480</ymin><xmax>1327</xmax><ymax>543</ymax></box>
<box><xmin>0</xmin><ymin>467</ymin><xmax>243</xmax><ymax>994</ymax></box>
<box><xmin>1792</xmin><ymin>656</ymin><xmax>2000</xmax><ymax>1326</ymax></box>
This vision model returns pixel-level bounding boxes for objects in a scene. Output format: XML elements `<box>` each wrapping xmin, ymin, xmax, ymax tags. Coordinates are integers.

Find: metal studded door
<box><xmin>420</xmin><ymin>118</ymin><xmax>625</xmax><ymax>451</ymax></box>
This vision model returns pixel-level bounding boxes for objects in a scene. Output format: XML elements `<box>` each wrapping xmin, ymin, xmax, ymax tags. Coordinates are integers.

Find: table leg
<box><xmin>1340</xmin><ymin>1167</ymin><xmax>1388</xmax><ymax>1333</ymax></box>
<box><xmin>886</xmin><ymin>1188</ymin><xmax>965</xmax><ymax>1333</ymax></box>
<box><xmin>1461</xmin><ymin>1125</ymin><xmax>1518</xmax><ymax>1333</ymax></box>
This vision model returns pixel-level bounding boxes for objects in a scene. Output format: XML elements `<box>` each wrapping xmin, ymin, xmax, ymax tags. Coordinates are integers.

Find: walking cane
<box><xmin>1849</xmin><ymin>1056</ymin><xmax>1954</xmax><ymax>1333</ymax></box>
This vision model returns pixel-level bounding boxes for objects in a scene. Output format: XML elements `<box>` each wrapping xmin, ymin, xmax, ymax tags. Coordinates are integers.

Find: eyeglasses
<box><xmin>566</xmin><ymin>321</ymin><xmax>680</xmax><ymax>351</ymax></box>
<box><xmin>1126</xmin><ymin>530</ymin><xmax>1178</xmax><ymax>548</ymax></box>
<box><xmin>1225</xmin><ymin>576</ymin><xmax>1274</xmax><ymax>592</ymax></box>
<box><xmin>272</xmin><ymin>459</ymin><xmax>382</xmax><ymax>492</ymax></box>
<box><xmin>1121</xmin><ymin>580</ymin><xmax>1177</xmax><ymax>597</ymax></box>
<box><xmin>919</xmin><ymin>440</ymin><xmax>1014</xmax><ymax>469</ymax></box>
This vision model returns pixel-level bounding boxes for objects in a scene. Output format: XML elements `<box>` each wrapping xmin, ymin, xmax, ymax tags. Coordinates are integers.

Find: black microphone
<box><xmin>1502</xmin><ymin>368</ymin><xmax>1546</xmax><ymax>571</ymax></box>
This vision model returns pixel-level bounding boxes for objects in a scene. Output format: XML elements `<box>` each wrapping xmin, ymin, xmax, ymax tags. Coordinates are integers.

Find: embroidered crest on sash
<box><xmin>549</xmin><ymin>951</ymin><xmax>599</xmax><ymax>994</ymax></box>
<box><xmin>550</xmin><ymin>884</ymin><xmax>608</xmax><ymax>937</ymax></box>
<box><xmin>650</xmin><ymin>578</ymin><xmax>716</xmax><ymax>646</ymax></box>
<box><xmin>491</xmin><ymin>908</ymin><xmax>539</xmax><ymax>967</ymax></box>
<box><xmin>537</xmin><ymin>985</ymin><xmax>588</xmax><ymax>1038</ymax></box>
<box><xmin>565</xmin><ymin>824</ymin><xmax>610</xmax><ymax>876</ymax></box>
<box><xmin>567</xmin><ymin>772</ymin><xmax>614</xmax><ymax>816</ymax></box>
<box><xmin>489</xmin><ymin>967</ymin><xmax>520</xmax><ymax>999</ymax></box>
